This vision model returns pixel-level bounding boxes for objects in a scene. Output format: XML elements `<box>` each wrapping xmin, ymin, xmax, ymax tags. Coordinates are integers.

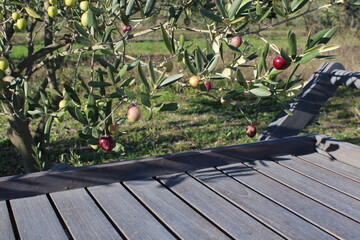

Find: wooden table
<box><xmin>1</xmin><ymin>134</ymin><xmax>359</xmax><ymax>239</ymax></box>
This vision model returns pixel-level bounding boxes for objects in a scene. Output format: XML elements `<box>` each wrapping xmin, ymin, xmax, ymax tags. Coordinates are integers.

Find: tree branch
<box><xmin>16</xmin><ymin>35</ymin><xmax>72</xmax><ymax>74</ymax></box>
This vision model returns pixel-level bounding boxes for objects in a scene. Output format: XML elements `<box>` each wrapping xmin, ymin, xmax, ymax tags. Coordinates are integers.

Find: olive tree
<box><xmin>0</xmin><ymin>0</ymin><xmax>339</xmax><ymax>173</ymax></box>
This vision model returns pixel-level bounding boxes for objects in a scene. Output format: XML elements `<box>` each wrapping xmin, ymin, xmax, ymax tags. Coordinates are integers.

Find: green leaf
<box><xmin>226</xmin><ymin>42</ymin><xmax>242</xmax><ymax>54</ymax></box>
<box><xmin>215</xmin><ymin>0</ymin><xmax>228</xmax><ymax>18</ymax></box>
<box><xmin>9</xmin><ymin>1</ymin><xmax>25</xmax><ymax>7</ymax></box>
<box><xmin>259</xmin><ymin>7</ymin><xmax>273</xmax><ymax>22</ymax></box>
<box><xmin>318</xmin><ymin>26</ymin><xmax>338</xmax><ymax>45</ymax></box>
<box><xmin>84</xmin><ymin>9</ymin><xmax>98</xmax><ymax>29</ymax></box>
<box><xmin>297</xmin><ymin>49</ymin><xmax>320</xmax><ymax>64</ymax></box>
<box><xmin>118</xmin><ymin>64</ymin><xmax>128</xmax><ymax>79</ymax></box>
<box><xmin>102</xmin><ymin>26</ymin><xmax>115</xmax><ymax>43</ymax></box>
<box><xmin>148</xmin><ymin>60</ymin><xmax>156</xmax><ymax>85</ymax></box>
<box><xmin>74</xmin><ymin>22</ymin><xmax>89</xmax><ymax>38</ymax></box>
<box><xmin>257</xmin><ymin>43</ymin><xmax>269</xmax><ymax>76</ymax></box>
<box><xmin>128</xmin><ymin>57</ymin><xmax>140</xmax><ymax>70</ymax></box>
<box><xmin>273</xmin><ymin>4</ymin><xmax>286</xmax><ymax>17</ymax></box>
<box><xmin>114</xmin><ymin>40</ymin><xmax>124</xmax><ymax>52</ymax></box>
<box><xmin>25</xmin><ymin>7</ymin><xmax>41</xmax><ymax>19</ymax></box>
<box><xmin>126</xmin><ymin>0</ymin><xmax>135</xmax><ymax>16</ymax></box>
<box><xmin>46</xmin><ymin>88</ymin><xmax>62</xmax><ymax>97</ymax></box>
<box><xmin>154</xmin><ymin>103</ymin><xmax>179</xmax><ymax>112</ymax></box>
<box><xmin>86</xmin><ymin>94</ymin><xmax>98</xmax><ymax>124</ymax></box>
<box><xmin>158</xmin><ymin>74</ymin><xmax>183</xmax><ymax>88</ymax></box>
<box><xmin>140</xmin><ymin>92</ymin><xmax>151</xmax><ymax>107</ymax></box>
<box><xmin>281</xmin><ymin>0</ymin><xmax>291</xmax><ymax>12</ymax></box>
<box><xmin>205</xmin><ymin>54</ymin><xmax>219</xmax><ymax>73</ymax></box>
<box><xmin>200</xmin><ymin>8</ymin><xmax>223</xmax><ymax>23</ymax></box>
<box><xmin>249</xmin><ymin>87</ymin><xmax>272</xmax><ymax>97</ymax></box>
<box><xmin>96</xmin><ymin>57</ymin><xmax>117</xmax><ymax>73</ymax></box>
<box><xmin>75</xmin><ymin>36</ymin><xmax>93</xmax><ymax>47</ymax></box>
<box><xmin>291</xmin><ymin>0</ymin><xmax>309</xmax><ymax>13</ymax></box>
<box><xmin>228</xmin><ymin>0</ymin><xmax>242</xmax><ymax>19</ymax></box>
<box><xmin>68</xmin><ymin>107</ymin><xmax>88</xmax><ymax>125</ymax></box>
<box><xmin>120</xmin><ymin>10</ymin><xmax>129</xmax><ymax>26</ymax></box>
<box><xmin>184</xmin><ymin>50</ymin><xmax>198</xmax><ymax>75</ymax></box>
<box><xmin>256</xmin><ymin>2</ymin><xmax>263</xmax><ymax>16</ymax></box>
<box><xmin>280</xmin><ymin>48</ymin><xmax>292</xmax><ymax>64</ymax></box>
<box><xmin>89</xmin><ymin>5</ymin><xmax>106</xmax><ymax>15</ymax></box>
<box><xmin>160</xmin><ymin>24</ymin><xmax>174</xmax><ymax>54</ymax></box>
<box><xmin>144</xmin><ymin>0</ymin><xmax>156</xmax><ymax>16</ymax></box>
<box><xmin>138</xmin><ymin>64</ymin><xmax>150</xmax><ymax>93</ymax></box>
<box><xmin>119</xmin><ymin>77</ymin><xmax>135</xmax><ymax>88</ymax></box>
<box><xmin>305</xmin><ymin>29</ymin><xmax>328</xmax><ymax>50</ymax></box>
<box><xmin>179</xmin><ymin>34</ymin><xmax>185</xmax><ymax>49</ymax></box>
<box><xmin>64</xmin><ymin>84</ymin><xmax>81</xmax><ymax>106</ymax></box>
<box><xmin>107</xmin><ymin>67</ymin><xmax>115</xmax><ymax>85</ymax></box>
<box><xmin>144</xmin><ymin>109</ymin><xmax>153</xmax><ymax>121</ymax></box>
<box><xmin>195</xmin><ymin>48</ymin><xmax>203</xmax><ymax>73</ymax></box>
<box><xmin>234</xmin><ymin>20</ymin><xmax>248</xmax><ymax>31</ymax></box>
<box><xmin>236</xmin><ymin>69</ymin><xmax>248</xmax><ymax>89</ymax></box>
<box><xmin>230</xmin><ymin>16</ymin><xmax>246</xmax><ymax>24</ymax></box>
<box><xmin>288</xmin><ymin>31</ymin><xmax>297</xmax><ymax>59</ymax></box>
<box><xmin>228</xmin><ymin>0</ymin><xmax>252</xmax><ymax>19</ymax></box>
<box><xmin>27</xmin><ymin>109</ymin><xmax>45</xmax><ymax>116</ymax></box>
<box><xmin>88</xmin><ymin>81</ymin><xmax>112</xmax><ymax>88</ymax></box>
<box><xmin>44</xmin><ymin>116</ymin><xmax>53</xmax><ymax>145</ymax></box>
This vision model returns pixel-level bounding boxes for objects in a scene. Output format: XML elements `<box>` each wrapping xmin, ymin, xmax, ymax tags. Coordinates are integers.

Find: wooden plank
<box><xmin>124</xmin><ymin>178</ymin><xmax>231</xmax><ymax>239</ymax></box>
<box><xmin>51</xmin><ymin>188</ymin><xmax>122</xmax><ymax>239</ymax></box>
<box><xmin>89</xmin><ymin>183</ymin><xmax>175</xmax><ymax>240</ymax></box>
<box><xmin>0</xmin><ymin>201</ymin><xmax>15</xmax><ymax>240</ymax></box>
<box><xmin>0</xmin><ymin>134</ymin><xmax>316</xmax><ymax>201</ymax></box>
<box><xmin>297</xmin><ymin>152</ymin><xmax>360</xmax><ymax>183</ymax></box>
<box><xmin>244</xmin><ymin>159</ymin><xmax>360</xmax><ymax>222</ymax></box>
<box><xmin>219</xmin><ymin>163</ymin><xmax>360</xmax><ymax>239</ymax></box>
<box><xmin>10</xmin><ymin>195</ymin><xmax>67</xmax><ymax>240</ymax></box>
<box><xmin>314</xmin><ymin>134</ymin><xmax>360</xmax><ymax>168</ymax></box>
<box><xmin>190</xmin><ymin>167</ymin><xmax>335</xmax><ymax>240</ymax></box>
<box><xmin>158</xmin><ymin>173</ymin><xmax>282</xmax><ymax>240</ymax></box>
<box><xmin>274</xmin><ymin>155</ymin><xmax>360</xmax><ymax>200</ymax></box>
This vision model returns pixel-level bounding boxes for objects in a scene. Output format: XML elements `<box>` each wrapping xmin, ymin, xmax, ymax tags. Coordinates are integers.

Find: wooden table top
<box><xmin>1</xmin><ymin>134</ymin><xmax>360</xmax><ymax>239</ymax></box>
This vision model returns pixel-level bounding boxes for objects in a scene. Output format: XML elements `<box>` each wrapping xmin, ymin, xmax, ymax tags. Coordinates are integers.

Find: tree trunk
<box><xmin>2</xmin><ymin>101</ymin><xmax>37</xmax><ymax>173</ymax></box>
<box><xmin>33</xmin><ymin>1</ymin><xmax>61</xmax><ymax>170</ymax></box>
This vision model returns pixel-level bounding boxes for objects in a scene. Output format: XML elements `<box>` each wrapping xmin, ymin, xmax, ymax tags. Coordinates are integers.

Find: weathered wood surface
<box><xmin>274</xmin><ymin>154</ymin><xmax>360</xmax><ymax>200</ymax></box>
<box><xmin>218</xmin><ymin>163</ymin><xmax>360</xmax><ymax>239</ymax></box>
<box><xmin>158</xmin><ymin>173</ymin><xmax>281</xmax><ymax>240</ymax></box>
<box><xmin>0</xmin><ymin>134</ymin><xmax>316</xmax><ymax>201</ymax></box>
<box><xmin>10</xmin><ymin>195</ymin><xmax>68</xmax><ymax>240</ymax></box>
<box><xmin>0</xmin><ymin>201</ymin><xmax>15</xmax><ymax>240</ymax></box>
<box><xmin>1</xmin><ymin>134</ymin><xmax>359</xmax><ymax>239</ymax></box>
<box><xmin>51</xmin><ymin>188</ymin><xmax>122</xmax><ymax>239</ymax></box>
<box><xmin>190</xmin><ymin>167</ymin><xmax>335</xmax><ymax>239</ymax></box>
<box><xmin>314</xmin><ymin>134</ymin><xmax>360</xmax><ymax>168</ymax></box>
<box><xmin>124</xmin><ymin>178</ymin><xmax>230</xmax><ymax>239</ymax></box>
<box><xmin>245</xmin><ymin>159</ymin><xmax>360</xmax><ymax>222</ymax></box>
<box><xmin>89</xmin><ymin>183</ymin><xmax>176</xmax><ymax>240</ymax></box>
<box><xmin>297</xmin><ymin>152</ymin><xmax>360</xmax><ymax>183</ymax></box>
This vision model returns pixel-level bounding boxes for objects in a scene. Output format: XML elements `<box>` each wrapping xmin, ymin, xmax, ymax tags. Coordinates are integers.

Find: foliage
<box><xmin>0</xmin><ymin>0</ymin><xmax>341</xmax><ymax>173</ymax></box>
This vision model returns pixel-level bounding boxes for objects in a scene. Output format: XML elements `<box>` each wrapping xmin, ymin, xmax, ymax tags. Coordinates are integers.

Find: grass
<box><xmin>1</xmin><ymin>24</ymin><xmax>359</xmax><ymax>177</ymax></box>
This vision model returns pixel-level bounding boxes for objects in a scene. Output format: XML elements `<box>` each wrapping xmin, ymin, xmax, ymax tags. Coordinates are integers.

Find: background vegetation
<box><xmin>0</xmin><ymin>0</ymin><xmax>359</xmax><ymax>177</ymax></box>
